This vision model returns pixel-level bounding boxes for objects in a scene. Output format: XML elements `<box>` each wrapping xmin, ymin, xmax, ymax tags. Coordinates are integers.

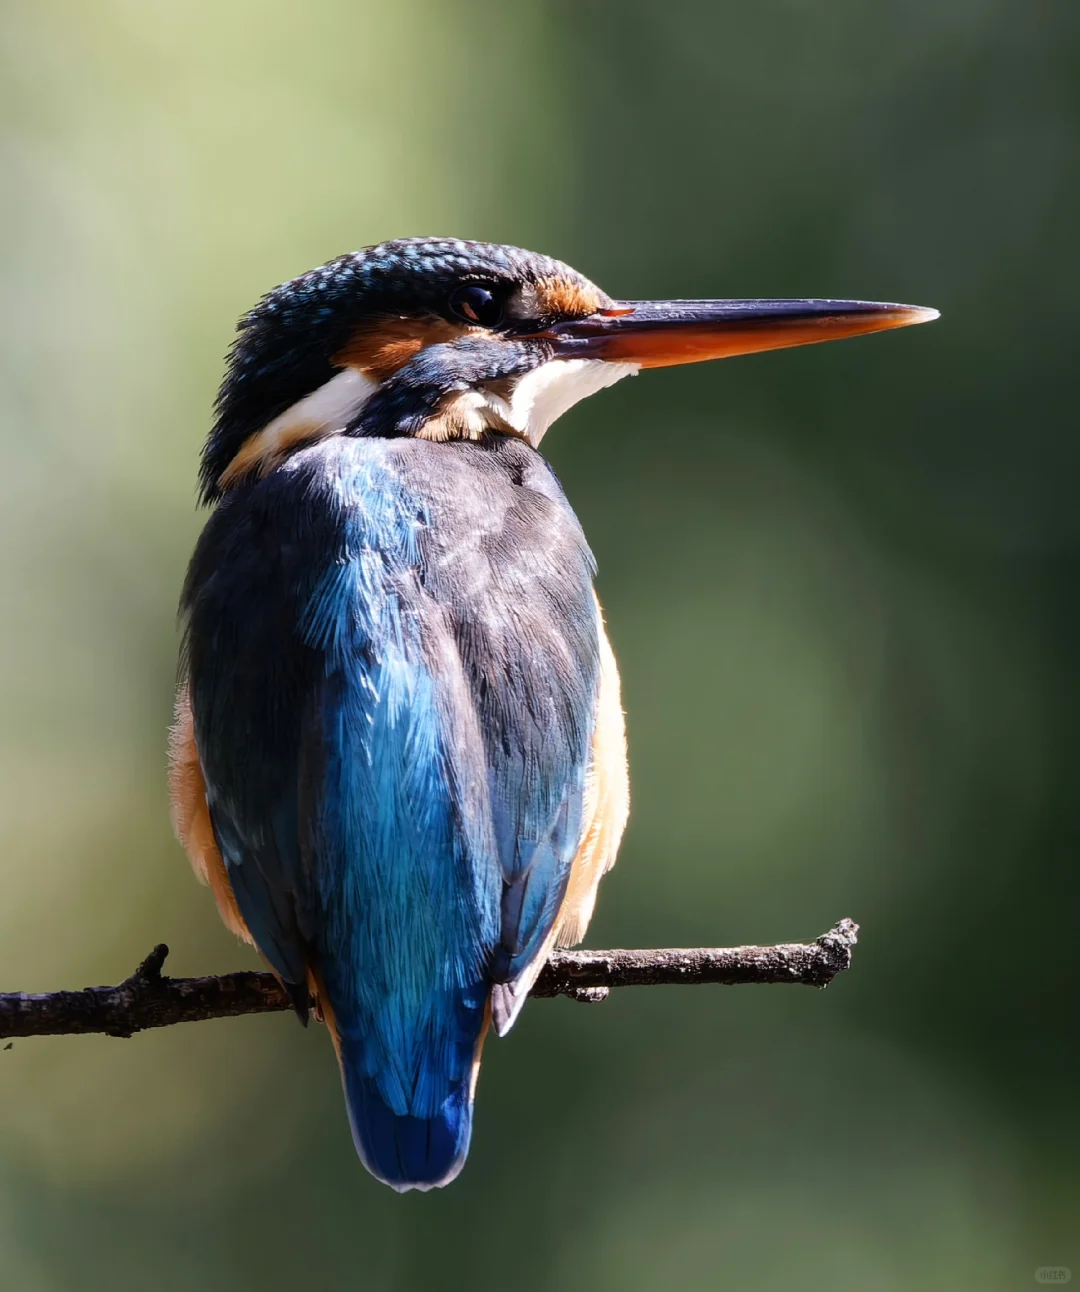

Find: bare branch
<box><xmin>532</xmin><ymin>918</ymin><xmax>860</xmax><ymax>1000</ymax></box>
<box><xmin>0</xmin><ymin>919</ymin><xmax>858</xmax><ymax>1041</ymax></box>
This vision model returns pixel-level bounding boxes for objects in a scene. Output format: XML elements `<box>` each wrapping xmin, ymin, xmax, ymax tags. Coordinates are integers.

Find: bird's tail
<box><xmin>342</xmin><ymin>1063</ymin><xmax>474</xmax><ymax>1193</ymax></box>
<box><xmin>320</xmin><ymin>986</ymin><xmax>488</xmax><ymax>1192</ymax></box>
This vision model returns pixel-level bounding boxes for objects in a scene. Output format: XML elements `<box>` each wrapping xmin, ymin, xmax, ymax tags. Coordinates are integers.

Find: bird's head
<box><xmin>203</xmin><ymin>237</ymin><xmax>937</xmax><ymax>501</ymax></box>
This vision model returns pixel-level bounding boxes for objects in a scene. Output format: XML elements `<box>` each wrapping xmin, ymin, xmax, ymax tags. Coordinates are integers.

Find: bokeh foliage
<box><xmin>1</xmin><ymin>1</ymin><xmax>1077</xmax><ymax>1288</ymax></box>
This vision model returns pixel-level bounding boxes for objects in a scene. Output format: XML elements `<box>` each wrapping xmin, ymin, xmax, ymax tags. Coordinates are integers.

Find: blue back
<box><xmin>182</xmin><ymin>433</ymin><xmax>599</xmax><ymax>1189</ymax></box>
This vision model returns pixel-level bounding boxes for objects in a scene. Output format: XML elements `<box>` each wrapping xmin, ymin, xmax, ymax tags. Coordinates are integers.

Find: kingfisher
<box><xmin>169</xmin><ymin>238</ymin><xmax>936</xmax><ymax>1192</ymax></box>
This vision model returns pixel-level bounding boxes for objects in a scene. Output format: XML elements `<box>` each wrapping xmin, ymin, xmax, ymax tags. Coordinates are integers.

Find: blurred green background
<box><xmin>1</xmin><ymin>1</ymin><xmax>1077</xmax><ymax>1288</ymax></box>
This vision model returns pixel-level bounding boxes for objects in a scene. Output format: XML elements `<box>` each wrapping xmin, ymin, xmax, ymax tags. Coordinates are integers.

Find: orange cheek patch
<box><xmin>536</xmin><ymin>276</ymin><xmax>607</xmax><ymax>319</ymax></box>
<box><xmin>336</xmin><ymin>316</ymin><xmax>469</xmax><ymax>382</ymax></box>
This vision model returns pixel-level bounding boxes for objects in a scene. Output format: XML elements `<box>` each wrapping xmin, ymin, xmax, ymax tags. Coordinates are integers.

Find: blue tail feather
<box><xmin>340</xmin><ymin>1045</ymin><xmax>474</xmax><ymax>1192</ymax></box>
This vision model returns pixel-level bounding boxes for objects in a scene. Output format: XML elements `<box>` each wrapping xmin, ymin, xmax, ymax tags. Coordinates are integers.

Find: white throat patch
<box><xmin>489</xmin><ymin>358</ymin><xmax>640</xmax><ymax>447</ymax></box>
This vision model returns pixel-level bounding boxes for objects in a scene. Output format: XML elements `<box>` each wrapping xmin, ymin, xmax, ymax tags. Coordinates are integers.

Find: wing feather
<box><xmin>180</xmin><ymin>433</ymin><xmax>606</xmax><ymax>1085</ymax></box>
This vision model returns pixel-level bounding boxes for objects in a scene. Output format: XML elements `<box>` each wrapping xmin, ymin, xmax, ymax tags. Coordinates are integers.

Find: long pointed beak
<box><xmin>544</xmin><ymin>298</ymin><xmax>939</xmax><ymax>368</ymax></box>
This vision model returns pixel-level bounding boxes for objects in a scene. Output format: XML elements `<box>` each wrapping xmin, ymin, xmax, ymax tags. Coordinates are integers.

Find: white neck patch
<box><xmin>219</xmin><ymin>366</ymin><xmax>377</xmax><ymax>486</ymax></box>
<box><xmin>485</xmin><ymin>358</ymin><xmax>640</xmax><ymax>447</ymax></box>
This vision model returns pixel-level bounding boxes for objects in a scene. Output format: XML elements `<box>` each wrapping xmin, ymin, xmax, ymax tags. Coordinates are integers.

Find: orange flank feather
<box><xmin>168</xmin><ymin>687</ymin><xmax>253</xmax><ymax>945</ymax></box>
<box><xmin>554</xmin><ymin>594</ymin><xmax>630</xmax><ymax>946</ymax></box>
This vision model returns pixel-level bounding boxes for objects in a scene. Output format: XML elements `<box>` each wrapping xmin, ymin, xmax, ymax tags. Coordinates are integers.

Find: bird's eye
<box><xmin>449</xmin><ymin>284</ymin><xmax>503</xmax><ymax>327</ymax></box>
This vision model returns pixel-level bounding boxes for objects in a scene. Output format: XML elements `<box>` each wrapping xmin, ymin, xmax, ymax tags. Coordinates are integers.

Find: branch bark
<box><xmin>0</xmin><ymin>919</ymin><xmax>859</xmax><ymax>1041</ymax></box>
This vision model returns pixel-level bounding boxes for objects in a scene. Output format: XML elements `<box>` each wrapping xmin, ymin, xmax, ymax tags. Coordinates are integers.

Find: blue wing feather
<box><xmin>302</xmin><ymin>462</ymin><xmax>501</xmax><ymax>1121</ymax></box>
<box><xmin>182</xmin><ymin>434</ymin><xmax>598</xmax><ymax>1188</ymax></box>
